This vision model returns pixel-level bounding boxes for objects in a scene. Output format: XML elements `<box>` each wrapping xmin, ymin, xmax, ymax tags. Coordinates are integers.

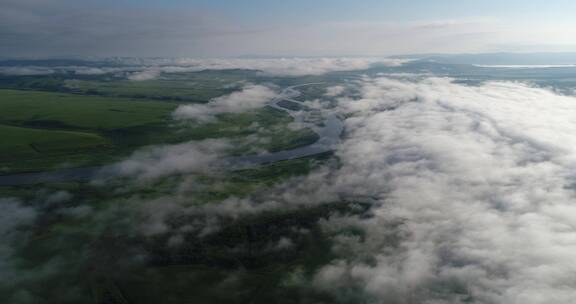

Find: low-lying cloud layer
<box><xmin>0</xmin><ymin>57</ymin><xmax>407</xmax><ymax>78</ymax></box>
<box><xmin>310</xmin><ymin>77</ymin><xmax>576</xmax><ymax>303</ymax></box>
<box><xmin>147</xmin><ymin>75</ymin><xmax>576</xmax><ymax>302</ymax></box>
<box><xmin>150</xmin><ymin>57</ymin><xmax>406</xmax><ymax>76</ymax></box>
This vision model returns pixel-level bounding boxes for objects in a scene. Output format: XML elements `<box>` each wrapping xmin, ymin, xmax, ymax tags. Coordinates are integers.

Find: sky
<box><xmin>1</xmin><ymin>0</ymin><xmax>575</xmax><ymax>57</ymax></box>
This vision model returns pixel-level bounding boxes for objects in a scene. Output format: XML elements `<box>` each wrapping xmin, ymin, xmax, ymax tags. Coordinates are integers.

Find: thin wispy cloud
<box><xmin>0</xmin><ymin>0</ymin><xmax>573</xmax><ymax>57</ymax></box>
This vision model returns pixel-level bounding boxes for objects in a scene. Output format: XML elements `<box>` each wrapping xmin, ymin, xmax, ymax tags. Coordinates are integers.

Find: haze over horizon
<box><xmin>1</xmin><ymin>0</ymin><xmax>575</xmax><ymax>58</ymax></box>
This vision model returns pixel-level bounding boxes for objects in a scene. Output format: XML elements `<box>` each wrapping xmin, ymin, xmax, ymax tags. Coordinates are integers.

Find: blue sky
<box><xmin>137</xmin><ymin>0</ymin><xmax>576</xmax><ymax>23</ymax></box>
<box><xmin>1</xmin><ymin>0</ymin><xmax>574</xmax><ymax>57</ymax></box>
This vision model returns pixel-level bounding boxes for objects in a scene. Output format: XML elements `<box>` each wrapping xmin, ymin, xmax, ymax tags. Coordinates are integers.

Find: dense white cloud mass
<box><xmin>173</xmin><ymin>84</ymin><xmax>277</xmax><ymax>122</ymax></box>
<box><xmin>308</xmin><ymin>77</ymin><xmax>576</xmax><ymax>303</ymax></box>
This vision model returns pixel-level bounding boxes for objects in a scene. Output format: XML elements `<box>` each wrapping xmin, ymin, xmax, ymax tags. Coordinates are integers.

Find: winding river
<box><xmin>0</xmin><ymin>84</ymin><xmax>344</xmax><ymax>186</ymax></box>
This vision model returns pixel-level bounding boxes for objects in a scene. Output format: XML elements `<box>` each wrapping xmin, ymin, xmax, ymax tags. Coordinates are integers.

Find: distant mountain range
<box><xmin>391</xmin><ymin>52</ymin><xmax>576</xmax><ymax>65</ymax></box>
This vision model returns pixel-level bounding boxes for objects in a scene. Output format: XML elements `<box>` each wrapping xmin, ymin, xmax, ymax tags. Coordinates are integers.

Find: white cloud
<box><xmin>325</xmin><ymin>85</ymin><xmax>346</xmax><ymax>97</ymax></box>
<box><xmin>113</xmin><ymin>139</ymin><xmax>229</xmax><ymax>181</ymax></box>
<box><xmin>72</xmin><ymin>67</ymin><xmax>118</xmax><ymax>75</ymax></box>
<box><xmin>160</xmin><ymin>57</ymin><xmax>406</xmax><ymax>76</ymax></box>
<box><xmin>116</xmin><ymin>57</ymin><xmax>407</xmax><ymax>79</ymax></box>
<box><xmin>0</xmin><ymin>58</ymin><xmax>408</xmax><ymax>78</ymax></box>
<box><xmin>309</xmin><ymin>77</ymin><xmax>576</xmax><ymax>303</ymax></box>
<box><xmin>7</xmin><ymin>66</ymin><xmax>576</xmax><ymax>303</ymax></box>
<box><xmin>81</xmin><ymin>75</ymin><xmax>576</xmax><ymax>302</ymax></box>
<box><xmin>173</xmin><ymin>84</ymin><xmax>277</xmax><ymax>122</ymax></box>
<box><xmin>127</xmin><ymin>69</ymin><xmax>161</xmax><ymax>81</ymax></box>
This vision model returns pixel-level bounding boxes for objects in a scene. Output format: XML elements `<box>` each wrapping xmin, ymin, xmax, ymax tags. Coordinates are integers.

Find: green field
<box><xmin>0</xmin><ymin>89</ymin><xmax>179</xmax><ymax>172</ymax></box>
<box><xmin>0</xmin><ymin>88</ymin><xmax>318</xmax><ymax>173</ymax></box>
<box><xmin>0</xmin><ymin>89</ymin><xmax>176</xmax><ymax>130</ymax></box>
<box><xmin>64</xmin><ymin>70</ymin><xmax>260</xmax><ymax>102</ymax></box>
<box><xmin>0</xmin><ymin>125</ymin><xmax>109</xmax><ymax>160</ymax></box>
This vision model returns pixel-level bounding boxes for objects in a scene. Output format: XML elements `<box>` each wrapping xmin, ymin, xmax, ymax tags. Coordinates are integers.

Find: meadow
<box><xmin>0</xmin><ymin>84</ymin><xmax>318</xmax><ymax>173</ymax></box>
<box><xmin>0</xmin><ymin>89</ymin><xmax>177</xmax><ymax>172</ymax></box>
<box><xmin>1</xmin><ymin>124</ymin><xmax>109</xmax><ymax>155</ymax></box>
<box><xmin>65</xmin><ymin>70</ymin><xmax>261</xmax><ymax>102</ymax></box>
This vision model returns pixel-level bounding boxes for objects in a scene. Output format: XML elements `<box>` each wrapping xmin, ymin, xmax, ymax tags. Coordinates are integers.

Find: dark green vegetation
<box><xmin>123</xmin><ymin>201</ymin><xmax>370</xmax><ymax>304</ymax></box>
<box><xmin>0</xmin><ymin>89</ymin><xmax>175</xmax><ymax>129</ymax></box>
<box><xmin>0</xmin><ymin>153</ymin><xmax>373</xmax><ymax>304</ymax></box>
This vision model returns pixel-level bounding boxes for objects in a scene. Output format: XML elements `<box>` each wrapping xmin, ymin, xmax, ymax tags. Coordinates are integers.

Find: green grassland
<box><xmin>0</xmin><ymin>125</ymin><xmax>109</xmax><ymax>160</ymax></box>
<box><xmin>64</xmin><ymin>70</ymin><xmax>260</xmax><ymax>102</ymax></box>
<box><xmin>0</xmin><ymin>89</ymin><xmax>176</xmax><ymax>130</ymax></box>
<box><xmin>0</xmin><ymin>70</ymin><xmax>262</xmax><ymax>103</ymax></box>
<box><xmin>0</xmin><ymin>88</ymin><xmax>318</xmax><ymax>173</ymax></box>
<box><xmin>0</xmin><ymin>89</ymin><xmax>178</xmax><ymax>173</ymax></box>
